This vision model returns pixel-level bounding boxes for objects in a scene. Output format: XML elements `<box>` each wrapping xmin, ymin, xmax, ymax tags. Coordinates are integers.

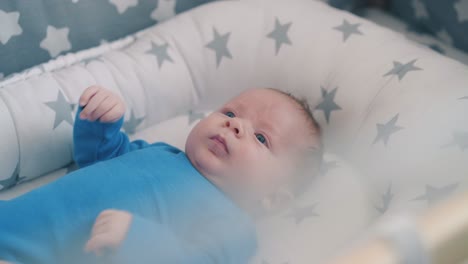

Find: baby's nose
<box><xmin>225</xmin><ymin>119</ymin><xmax>243</xmax><ymax>136</ymax></box>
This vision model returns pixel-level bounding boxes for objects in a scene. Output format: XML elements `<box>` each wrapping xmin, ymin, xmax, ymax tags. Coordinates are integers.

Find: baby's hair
<box><xmin>267</xmin><ymin>88</ymin><xmax>324</xmax><ymax>196</ymax></box>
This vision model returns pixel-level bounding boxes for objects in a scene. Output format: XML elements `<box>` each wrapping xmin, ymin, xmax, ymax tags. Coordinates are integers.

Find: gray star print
<box><xmin>319</xmin><ymin>160</ymin><xmax>338</xmax><ymax>176</ymax></box>
<box><xmin>375</xmin><ymin>183</ymin><xmax>394</xmax><ymax>214</ymax></box>
<box><xmin>123</xmin><ymin>110</ymin><xmax>144</xmax><ymax>134</ymax></box>
<box><xmin>205</xmin><ymin>28</ymin><xmax>232</xmax><ymax>67</ymax></box>
<box><xmin>45</xmin><ymin>91</ymin><xmax>74</xmax><ymax>129</ymax></box>
<box><xmin>373</xmin><ymin>114</ymin><xmax>403</xmax><ymax>146</ymax></box>
<box><xmin>287</xmin><ymin>203</ymin><xmax>319</xmax><ymax>224</ymax></box>
<box><xmin>66</xmin><ymin>162</ymin><xmax>79</xmax><ymax>174</ymax></box>
<box><xmin>333</xmin><ymin>19</ymin><xmax>363</xmax><ymax>42</ymax></box>
<box><xmin>146</xmin><ymin>42</ymin><xmax>173</xmax><ymax>68</ymax></box>
<box><xmin>443</xmin><ymin>131</ymin><xmax>468</xmax><ymax>151</ymax></box>
<box><xmin>267</xmin><ymin>17</ymin><xmax>292</xmax><ymax>55</ymax></box>
<box><xmin>188</xmin><ymin>111</ymin><xmax>205</xmax><ymax>125</ymax></box>
<box><xmin>412</xmin><ymin>183</ymin><xmax>458</xmax><ymax>206</ymax></box>
<box><xmin>383</xmin><ymin>59</ymin><xmax>422</xmax><ymax>81</ymax></box>
<box><xmin>315</xmin><ymin>87</ymin><xmax>342</xmax><ymax>123</ymax></box>
<box><xmin>0</xmin><ymin>162</ymin><xmax>19</xmax><ymax>190</ymax></box>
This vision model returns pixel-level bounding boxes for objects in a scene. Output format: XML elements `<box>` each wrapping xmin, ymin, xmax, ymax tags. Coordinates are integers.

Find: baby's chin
<box><xmin>187</xmin><ymin>147</ymin><xmax>225</xmax><ymax>178</ymax></box>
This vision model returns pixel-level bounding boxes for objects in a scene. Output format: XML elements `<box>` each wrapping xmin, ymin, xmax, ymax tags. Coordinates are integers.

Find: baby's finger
<box><xmin>98</xmin><ymin>209</ymin><xmax>118</xmax><ymax>219</ymax></box>
<box><xmin>91</xmin><ymin>220</ymin><xmax>110</xmax><ymax>237</ymax></box>
<box><xmin>91</xmin><ymin>98</ymin><xmax>118</xmax><ymax>122</ymax></box>
<box><xmin>80</xmin><ymin>91</ymin><xmax>109</xmax><ymax>120</ymax></box>
<box><xmin>100</xmin><ymin>103</ymin><xmax>125</xmax><ymax>123</ymax></box>
<box><xmin>84</xmin><ymin>235</ymin><xmax>110</xmax><ymax>256</ymax></box>
<box><xmin>79</xmin><ymin>86</ymin><xmax>100</xmax><ymax>107</ymax></box>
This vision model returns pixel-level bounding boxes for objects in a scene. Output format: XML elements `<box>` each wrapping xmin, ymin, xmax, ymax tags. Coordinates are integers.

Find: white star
<box><xmin>455</xmin><ymin>0</ymin><xmax>468</xmax><ymax>22</ymax></box>
<box><xmin>412</xmin><ymin>0</ymin><xmax>429</xmax><ymax>19</ymax></box>
<box><xmin>151</xmin><ymin>0</ymin><xmax>177</xmax><ymax>22</ymax></box>
<box><xmin>0</xmin><ymin>10</ymin><xmax>22</xmax><ymax>45</ymax></box>
<box><xmin>436</xmin><ymin>29</ymin><xmax>453</xmax><ymax>45</ymax></box>
<box><xmin>40</xmin><ymin>26</ymin><xmax>72</xmax><ymax>58</ymax></box>
<box><xmin>110</xmin><ymin>0</ymin><xmax>139</xmax><ymax>14</ymax></box>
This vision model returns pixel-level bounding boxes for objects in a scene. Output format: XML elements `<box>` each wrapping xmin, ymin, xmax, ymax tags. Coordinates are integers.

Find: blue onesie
<box><xmin>0</xmin><ymin>108</ymin><xmax>257</xmax><ymax>264</ymax></box>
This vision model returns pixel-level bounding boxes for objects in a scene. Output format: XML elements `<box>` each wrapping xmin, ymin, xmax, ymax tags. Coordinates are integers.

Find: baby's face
<box><xmin>185</xmin><ymin>88</ymin><xmax>317</xmax><ymax>210</ymax></box>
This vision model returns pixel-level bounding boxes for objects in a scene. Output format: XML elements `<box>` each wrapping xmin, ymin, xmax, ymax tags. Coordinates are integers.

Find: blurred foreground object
<box><xmin>327</xmin><ymin>191</ymin><xmax>468</xmax><ymax>264</ymax></box>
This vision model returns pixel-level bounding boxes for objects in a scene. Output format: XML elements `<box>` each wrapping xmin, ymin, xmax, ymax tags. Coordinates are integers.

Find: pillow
<box><xmin>0</xmin><ymin>0</ymin><xmax>218</xmax><ymax>80</ymax></box>
<box><xmin>389</xmin><ymin>0</ymin><xmax>468</xmax><ymax>53</ymax></box>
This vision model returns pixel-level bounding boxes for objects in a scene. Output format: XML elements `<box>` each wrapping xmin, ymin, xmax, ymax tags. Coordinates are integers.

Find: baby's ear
<box><xmin>261</xmin><ymin>187</ymin><xmax>295</xmax><ymax>213</ymax></box>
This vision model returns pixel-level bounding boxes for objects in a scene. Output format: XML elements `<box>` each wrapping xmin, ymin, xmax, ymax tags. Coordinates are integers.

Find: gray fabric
<box><xmin>0</xmin><ymin>0</ymin><xmax>217</xmax><ymax>79</ymax></box>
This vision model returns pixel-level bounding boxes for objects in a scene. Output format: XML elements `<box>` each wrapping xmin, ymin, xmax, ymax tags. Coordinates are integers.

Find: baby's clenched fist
<box><xmin>79</xmin><ymin>85</ymin><xmax>126</xmax><ymax>123</ymax></box>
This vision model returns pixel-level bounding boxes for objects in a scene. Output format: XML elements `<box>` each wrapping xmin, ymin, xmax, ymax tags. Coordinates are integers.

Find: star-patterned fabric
<box><xmin>267</xmin><ymin>18</ymin><xmax>293</xmax><ymax>55</ymax></box>
<box><xmin>389</xmin><ymin>0</ymin><xmax>468</xmax><ymax>53</ymax></box>
<box><xmin>205</xmin><ymin>27</ymin><xmax>232</xmax><ymax>67</ymax></box>
<box><xmin>146</xmin><ymin>41</ymin><xmax>174</xmax><ymax>68</ymax></box>
<box><xmin>0</xmin><ymin>0</ymin><xmax>219</xmax><ymax>79</ymax></box>
<box><xmin>358</xmin><ymin>6</ymin><xmax>468</xmax><ymax>66</ymax></box>
<box><xmin>0</xmin><ymin>0</ymin><xmax>468</xmax><ymax>263</ymax></box>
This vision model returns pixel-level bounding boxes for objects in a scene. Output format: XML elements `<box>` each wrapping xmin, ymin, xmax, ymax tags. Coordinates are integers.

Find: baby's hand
<box><xmin>84</xmin><ymin>209</ymin><xmax>133</xmax><ymax>257</ymax></box>
<box><xmin>79</xmin><ymin>85</ymin><xmax>126</xmax><ymax>123</ymax></box>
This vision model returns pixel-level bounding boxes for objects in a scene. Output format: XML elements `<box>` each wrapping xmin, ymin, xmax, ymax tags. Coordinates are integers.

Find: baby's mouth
<box><xmin>209</xmin><ymin>135</ymin><xmax>229</xmax><ymax>155</ymax></box>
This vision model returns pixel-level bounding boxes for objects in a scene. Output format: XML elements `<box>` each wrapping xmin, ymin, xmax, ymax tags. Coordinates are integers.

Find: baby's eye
<box><xmin>256</xmin><ymin>133</ymin><xmax>267</xmax><ymax>145</ymax></box>
<box><xmin>225</xmin><ymin>111</ymin><xmax>235</xmax><ymax>118</ymax></box>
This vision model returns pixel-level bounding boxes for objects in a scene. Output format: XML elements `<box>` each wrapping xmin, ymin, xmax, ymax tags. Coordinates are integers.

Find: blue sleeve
<box><xmin>73</xmin><ymin>107</ymin><xmax>150</xmax><ymax>168</ymax></box>
<box><xmin>111</xmin><ymin>214</ymin><xmax>257</xmax><ymax>264</ymax></box>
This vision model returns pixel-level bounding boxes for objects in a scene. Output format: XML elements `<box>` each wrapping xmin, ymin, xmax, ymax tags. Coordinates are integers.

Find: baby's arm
<box><xmin>84</xmin><ymin>209</ymin><xmax>256</xmax><ymax>264</ymax></box>
<box><xmin>73</xmin><ymin>86</ymin><xmax>150</xmax><ymax>168</ymax></box>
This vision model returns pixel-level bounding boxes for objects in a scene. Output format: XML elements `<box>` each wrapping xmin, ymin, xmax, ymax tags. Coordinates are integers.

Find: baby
<box><xmin>0</xmin><ymin>86</ymin><xmax>322</xmax><ymax>264</ymax></box>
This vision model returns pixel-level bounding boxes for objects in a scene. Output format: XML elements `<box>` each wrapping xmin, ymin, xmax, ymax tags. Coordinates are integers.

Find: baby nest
<box><xmin>0</xmin><ymin>0</ymin><xmax>467</xmax><ymax>262</ymax></box>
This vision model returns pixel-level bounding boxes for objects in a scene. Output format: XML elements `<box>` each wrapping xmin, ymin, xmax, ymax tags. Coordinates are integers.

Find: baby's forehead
<box><xmin>225</xmin><ymin>89</ymin><xmax>299</xmax><ymax>112</ymax></box>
